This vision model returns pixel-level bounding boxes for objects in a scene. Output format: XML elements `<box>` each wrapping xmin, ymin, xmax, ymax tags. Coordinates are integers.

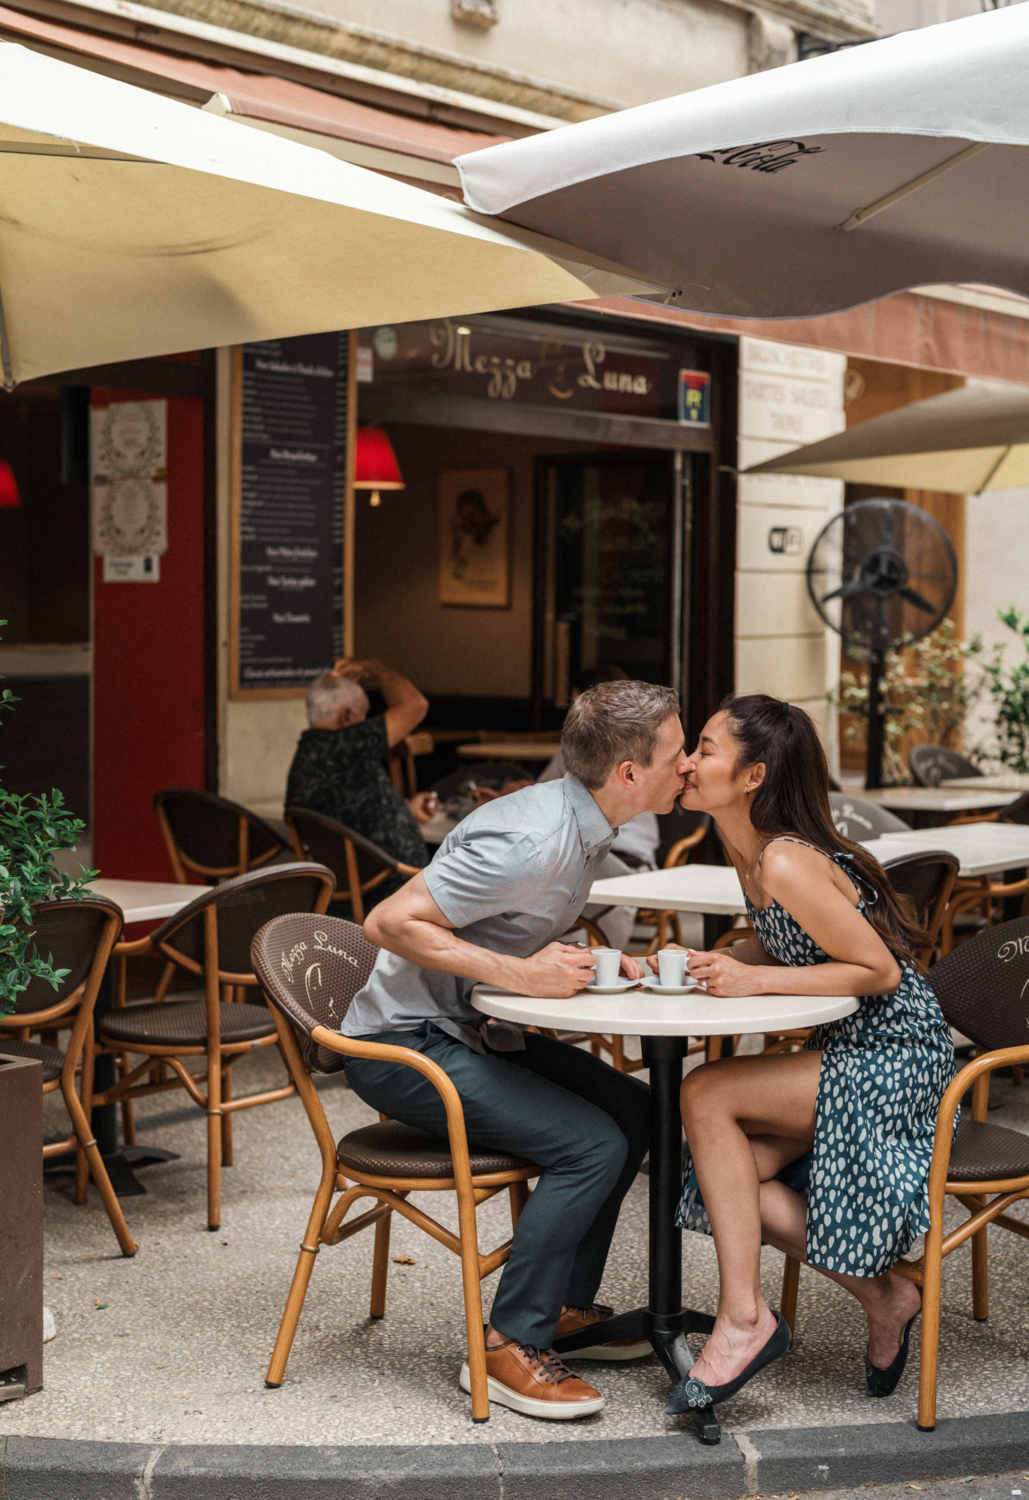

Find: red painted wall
<box><xmin>92</xmin><ymin>391</ymin><xmax>206</xmax><ymax>881</ymax></box>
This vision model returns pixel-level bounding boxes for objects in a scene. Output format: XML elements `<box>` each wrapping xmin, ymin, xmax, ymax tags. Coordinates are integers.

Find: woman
<box><xmin>660</xmin><ymin>694</ymin><xmax>955</xmax><ymax>1415</ymax></box>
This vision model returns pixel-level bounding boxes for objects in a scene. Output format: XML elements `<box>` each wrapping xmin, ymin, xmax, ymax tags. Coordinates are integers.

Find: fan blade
<box><xmin>899</xmin><ymin>586</ymin><xmax>937</xmax><ymax>614</ymax></box>
<box><xmin>879</xmin><ymin>505</ymin><xmax>895</xmax><ymax>548</ymax></box>
<box><xmin>821</xmin><ymin>578</ymin><xmax>865</xmax><ymax>604</ymax></box>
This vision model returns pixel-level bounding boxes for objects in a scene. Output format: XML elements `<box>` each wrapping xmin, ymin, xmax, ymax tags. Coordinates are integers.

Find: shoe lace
<box><xmin>566</xmin><ymin>1303</ymin><xmax>613</xmax><ymax>1326</ymax></box>
<box><xmin>518</xmin><ymin>1346</ymin><xmax>576</xmax><ymax>1385</ymax></box>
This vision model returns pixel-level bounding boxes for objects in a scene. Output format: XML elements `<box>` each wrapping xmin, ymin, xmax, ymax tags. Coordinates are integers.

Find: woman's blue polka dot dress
<box><xmin>675</xmin><ymin>840</ymin><xmax>956</xmax><ymax>1277</ymax></box>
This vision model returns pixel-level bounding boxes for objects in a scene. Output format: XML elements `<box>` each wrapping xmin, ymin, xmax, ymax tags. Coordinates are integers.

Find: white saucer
<box><xmin>642</xmin><ymin>979</ymin><xmax>700</xmax><ymax>996</ymax></box>
<box><xmin>585</xmin><ymin>978</ymin><xmax>641</xmax><ymax>994</ymax></box>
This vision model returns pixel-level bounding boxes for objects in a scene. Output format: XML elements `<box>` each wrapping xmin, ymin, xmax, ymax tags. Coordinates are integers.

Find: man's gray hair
<box><xmin>562</xmin><ymin>680</ymin><xmax>681</xmax><ymax>789</ymax></box>
<box><xmin>305</xmin><ymin>672</ymin><xmax>369</xmax><ymax>727</ymax></box>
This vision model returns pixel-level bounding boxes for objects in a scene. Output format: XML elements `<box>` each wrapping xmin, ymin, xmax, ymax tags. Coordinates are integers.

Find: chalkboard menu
<box><xmin>231</xmin><ymin>332</ymin><xmax>351</xmax><ymax>696</ymax></box>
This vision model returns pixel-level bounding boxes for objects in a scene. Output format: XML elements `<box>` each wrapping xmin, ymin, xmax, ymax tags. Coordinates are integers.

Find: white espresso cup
<box><xmin>656</xmin><ymin>948</ymin><xmax>689</xmax><ymax>988</ymax></box>
<box><xmin>590</xmin><ymin>948</ymin><xmax>622</xmax><ymax>987</ymax></box>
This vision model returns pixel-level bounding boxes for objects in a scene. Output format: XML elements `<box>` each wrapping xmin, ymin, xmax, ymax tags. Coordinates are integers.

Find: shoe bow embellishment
<box><xmin>684</xmin><ymin>1376</ymin><xmax>710</xmax><ymax>1409</ymax></box>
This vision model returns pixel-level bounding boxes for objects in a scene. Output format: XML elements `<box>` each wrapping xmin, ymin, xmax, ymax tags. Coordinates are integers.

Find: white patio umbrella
<box><xmin>0</xmin><ymin>44</ymin><xmax>659</xmax><ymax>387</ymax></box>
<box><xmin>746</xmin><ymin>382</ymin><xmax>1029</xmax><ymax>493</ymax></box>
<box><xmin>456</xmin><ymin>6</ymin><xmax>1029</xmax><ymax>320</ymax></box>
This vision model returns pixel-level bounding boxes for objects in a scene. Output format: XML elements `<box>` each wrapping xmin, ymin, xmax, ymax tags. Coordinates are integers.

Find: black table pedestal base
<box><xmin>100</xmin><ymin>1147</ymin><xmax>180</xmax><ymax>1198</ymax></box>
<box><xmin>556</xmin><ymin>1034</ymin><xmax>722</xmax><ymax>1444</ymax></box>
<box><xmin>555</xmin><ymin>1305</ymin><xmax>719</xmax><ymax>1443</ymax></box>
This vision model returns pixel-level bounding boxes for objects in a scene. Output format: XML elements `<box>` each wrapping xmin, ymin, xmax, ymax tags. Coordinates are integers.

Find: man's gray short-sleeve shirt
<box><xmin>341</xmin><ymin>775</ymin><xmax>615</xmax><ymax>1049</ymax></box>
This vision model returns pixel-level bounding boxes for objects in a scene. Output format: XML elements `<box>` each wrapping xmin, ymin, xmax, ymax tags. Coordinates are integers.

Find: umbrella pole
<box><xmin>865</xmin><ymin>648</ymin><xmax>887</xmax><ymax>790</ymax></box>
<box><xmin>0</xmin><ymin>279</ymin><xmax>14</xmax><ymax>391</ymax></box>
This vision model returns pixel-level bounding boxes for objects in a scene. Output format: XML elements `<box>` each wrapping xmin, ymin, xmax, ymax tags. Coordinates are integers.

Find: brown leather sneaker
<box><xmin>554</xmin><ymin>1304</ymin><xmax>652</xmax><ymax>1361</ymax></box>
<box><xmin>459</xmin><ymin>1341</ymin><xmax>605</xmax><ymax>1419</ymax></box>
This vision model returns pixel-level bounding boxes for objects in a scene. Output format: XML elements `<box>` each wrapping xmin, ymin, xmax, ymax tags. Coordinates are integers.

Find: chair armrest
<box><xmin>113</xmin><ymin>934</ymin><xmax>156</xmax><ymax>957</ymax></box>
<box><xmin>927</xmin><ymin>1042</ymin><xmax>1029</xmax><ymax>1193</ymax></box>
<box><xmin>309</xmin><ymin>1024</ymin><xmax>475</xmax><ymax>1178</ymax></box>
<box><xmin>395</xmin><ymin>863</ymin><xmax>422</xmax><ymax>879</ymax></box>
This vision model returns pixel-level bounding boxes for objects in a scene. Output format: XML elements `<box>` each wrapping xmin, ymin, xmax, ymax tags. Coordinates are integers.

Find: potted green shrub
<box><xmin>982</xmin><ymin>607</ymin><xmax>1029</xmax><ymax>772</ymax></box>
<box><xmin>1</xmin><ymin>637</ymin><xmax>91</xmax><ymax>1398</ymax></box>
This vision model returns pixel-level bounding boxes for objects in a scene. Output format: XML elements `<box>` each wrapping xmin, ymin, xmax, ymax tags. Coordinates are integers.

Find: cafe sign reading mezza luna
<box><xmin>361</xmin><ymin>313</ymin><xmax>710</xmax><ymax>425</ymax></box>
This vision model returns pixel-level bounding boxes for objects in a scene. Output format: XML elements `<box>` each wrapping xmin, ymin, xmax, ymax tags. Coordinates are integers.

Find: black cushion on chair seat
<box><xmin>337</xmin><ymin>1120</ymin><xmax>535</xmax><ymax>1180</ymax></box>
<box><xmin>99</xmin><ymin>1001</ymin><xmax>275</xmax><ymax>1049</ymax></box>
<box><xmin>0</xmin><ymin>1038</ymin><xmax>64</xmax><ymax>1083</ymax></box>
<box><xmin>948</xmin><ymin>1118</ymin><xmax>1029</xmax><ymax>1183</ymax></box>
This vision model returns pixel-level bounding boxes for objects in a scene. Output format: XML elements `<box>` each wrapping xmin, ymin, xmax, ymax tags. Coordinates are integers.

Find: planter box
<box><xmin>0</xmin><ymin>1052</ymin><xmax>43</xmax><ymax>1398</ymax></box>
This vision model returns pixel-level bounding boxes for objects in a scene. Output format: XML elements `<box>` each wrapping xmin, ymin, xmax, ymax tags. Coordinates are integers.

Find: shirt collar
<box><xmin>564</xmin><ymin>775</ymin><xmax>615</xmax><ymax>856</ymax></box>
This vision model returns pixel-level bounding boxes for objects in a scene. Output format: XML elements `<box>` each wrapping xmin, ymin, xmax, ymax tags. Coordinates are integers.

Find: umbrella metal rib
<box><xmin>839</xmin><ymin>141</ymin><xmax>990</xmax><ymax>231</ymax></box>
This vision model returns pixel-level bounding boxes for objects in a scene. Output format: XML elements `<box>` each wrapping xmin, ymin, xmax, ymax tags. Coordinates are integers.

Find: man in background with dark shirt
<box><xmin>285</xmin><ymin>657</ymin><xmax>435</xmax><ymax>896</ymax></box>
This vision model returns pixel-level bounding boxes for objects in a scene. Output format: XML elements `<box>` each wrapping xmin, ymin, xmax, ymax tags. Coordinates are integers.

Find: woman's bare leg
<box><xmin>757</xmin><ymin>1176</ymin><xmax>921</xmax><ymax>1369</ymax></box>
<box><xmin>680</xmin><ymin>1051</ymin><xmax>821</xmax><ymax>1387</ymax></box>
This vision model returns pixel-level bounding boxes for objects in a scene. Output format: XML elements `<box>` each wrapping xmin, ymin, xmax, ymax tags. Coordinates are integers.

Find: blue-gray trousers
<box><xmin>344</xmin><ymin>1025</ymin><xmax>650</xmax><ymax>1349</ymax></box>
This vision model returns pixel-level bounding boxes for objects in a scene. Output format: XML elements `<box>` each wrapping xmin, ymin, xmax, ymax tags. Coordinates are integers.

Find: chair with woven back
<box><xmin>151</xmin><ymin>788</ymin><xmax>289</xmax><ymax>1006</ymax></box>
<box><xmin>778</xmin><ymin>913</ymin><xmax>1029</xmax><ymax>1432</ymax></box>
<box><xmin>0</xmin><ymin>895</ymin><xmax>136</xmax><ymax>1255</ymax></box>
<box><xmin>251</xmin><ymin>911</ymin><xmax>541</xmax><ymax>1422</ymax></box>
<box><xmin>940</xmin><ymin>790</ymin><xmax>1029</xmax><ymax>955</ymax></box>
<box><xmin>284</xmin><ymin>805</ymin><xmax>422</xmax><ymax>924</ymax></box>
<box><xmin>829</xmin><ymin>792</ymin><xmax>910</xmax><ymax>841</ymax></box>
<box><xmin>909</xmin><ymin>746</ymin><xmax>983</xmax><ymax>788</ymax></box>
<box><xmin>636</xmin><ymin>810</ymin><xmax>711</xmax><ymax>953</ymax></box>
<box><xmin>94</xmin><ymin>863</ymin><xmax>334</xmax><ymax>1231</ymax></box>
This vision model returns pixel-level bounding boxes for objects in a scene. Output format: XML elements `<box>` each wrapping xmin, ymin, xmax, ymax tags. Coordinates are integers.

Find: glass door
<box><xmin>533</xmin><ymin>451</ymin><xmax>686</xmax><ymax>727</ymax></box>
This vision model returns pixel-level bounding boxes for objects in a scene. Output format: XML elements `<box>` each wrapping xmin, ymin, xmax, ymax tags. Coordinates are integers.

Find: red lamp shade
<box><xmin>353</xmin><ymin>427</ymin><xmax>404</xmax><ymax>507</ymax></box>
<box><xmin>0</xmin><ymin>460</ymin><xmax>21</xmax><ymax>509</ymax></box>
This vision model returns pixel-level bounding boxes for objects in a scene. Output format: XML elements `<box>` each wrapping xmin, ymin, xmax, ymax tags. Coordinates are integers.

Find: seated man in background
<box><xmin>286</xmin><ymin>657</ymin><xmax>435</xmax><ymax>897</ymax></box>
<box><xmin>539</xmin><ymin>664</ymin><xmax>661</xmax><ymax>949</ymax></box>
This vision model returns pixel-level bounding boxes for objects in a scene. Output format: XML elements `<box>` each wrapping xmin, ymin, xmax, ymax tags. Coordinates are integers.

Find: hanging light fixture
<box><xmin>0</xmin><ymin>460</ymin><xmax>22</xmax><ymax>508</ymax></box>
<box><xmin>353</xmin><ymin>427</ymin><xmax>405</xmax><ymax>508</ymax></box>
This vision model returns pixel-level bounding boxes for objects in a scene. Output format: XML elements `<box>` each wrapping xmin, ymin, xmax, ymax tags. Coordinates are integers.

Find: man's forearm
<box><xmin>375</xmin><ymin>664</ymin><xmax>426</xmax><ymax>711</ymax></box>
<box><xmin>366</xmin><ymin>908</ymin><xmax>525</xmax><ymax>991</ymax></box>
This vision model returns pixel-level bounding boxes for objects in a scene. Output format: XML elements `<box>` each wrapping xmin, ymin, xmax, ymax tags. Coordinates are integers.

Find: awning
<box><xmin>0</xmin><ymin>2</ymin><xmax>507</xmax><ymax>184</ymax></box>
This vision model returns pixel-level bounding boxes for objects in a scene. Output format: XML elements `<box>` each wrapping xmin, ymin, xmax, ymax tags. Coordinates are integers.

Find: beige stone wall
<box><xmin>735</xmin><ymin>336</ymin><xmax>846</xmax><ymax>771</ymax></box>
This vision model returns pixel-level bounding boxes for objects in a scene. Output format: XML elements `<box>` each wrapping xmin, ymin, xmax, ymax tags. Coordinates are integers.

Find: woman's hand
<box><xmin>684</xmin><ymin>947</ymin><xmax>766</xmax><ymax>997</ymax></box>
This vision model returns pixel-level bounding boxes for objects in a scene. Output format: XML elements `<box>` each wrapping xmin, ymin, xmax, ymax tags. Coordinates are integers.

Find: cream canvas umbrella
<box><xmin>0</xmin><ymin>44</ymin><xmax>659</xmax><ymax>387</ymax></box>
<box><xmin>457</xmin><ymin>6</ymin><xmax>1029</xmax><ymax>320</ymax></box>
<box><xmin>745</xmin><ymin>382</ymin><xmax>1029</xmax><ymax>493</ymax></box>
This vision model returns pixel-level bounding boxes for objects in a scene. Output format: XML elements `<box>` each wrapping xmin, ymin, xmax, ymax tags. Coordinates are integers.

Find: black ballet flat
<box><xmin>865</xmin><ymin>1310</ymin><xmax>920</xmax><ymax>1398</ymax></box>
<box><xmin>666</xmin><ymin>1314</ymin><xmax>791</xmax><ymax>1414</ymax></box>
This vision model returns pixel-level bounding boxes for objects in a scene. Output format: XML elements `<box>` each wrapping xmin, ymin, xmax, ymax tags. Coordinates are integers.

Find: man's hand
<box><xmin>468</xmin><ymin>779</ymin><xmax>534</xmax><ymax>807</ymax></box>
<box><xmin>520</xmin><ymin>941</ymin><xmax>597</xmax><ymax>998</ymax></box>
<box><xmin>620</xmin><ymin>953</ymin><xmax>646</xmax><ymax>981</ymax></box>
<box><xmin>407</xmin><ymin>791</ymin><xmax>439</xmax><ymax>824</ymax></box>
<box><xmin>332</xmin><ymin>656</ymin><xmax>380</xmax><ymax>685</ymax></box>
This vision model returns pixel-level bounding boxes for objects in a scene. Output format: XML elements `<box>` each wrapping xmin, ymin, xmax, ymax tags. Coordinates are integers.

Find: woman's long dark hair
<box><xmin>720</xmin><ymin>693</ymin><xmax>930</xmax><ymax>968</ymax></box>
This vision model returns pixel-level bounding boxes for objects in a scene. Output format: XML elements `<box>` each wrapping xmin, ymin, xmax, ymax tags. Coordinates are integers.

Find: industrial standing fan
<box><xmin>806</xmin><ymin>498</ymin><xmax>957</xmax><ymax>789</ymax></box>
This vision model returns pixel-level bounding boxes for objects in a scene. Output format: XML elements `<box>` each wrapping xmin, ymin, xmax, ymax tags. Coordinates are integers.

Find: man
<box><xmin>539</xmin><ymin>665</ymin><xmax>662</xmax><ymax>949</ymax></box>
<box><xmin>285</xmin><ymin>657</ymin><xmax>436</xmax><ymax>898</ymax></box>
<box><xmin>344</xmin><ymin>681</ymin><xmax>689</xmax><ymax>1420</ymax></box>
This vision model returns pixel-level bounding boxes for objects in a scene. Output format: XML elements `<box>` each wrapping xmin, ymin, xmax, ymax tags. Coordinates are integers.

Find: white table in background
<box><xmin>858</xmin><ymin>786</ymin><xmax>1018</xmax><ymax>827</ymax></box>
<box><xmin>91</xmin><ymin>878</ymin><xmax>204</xmax><ymax>925</ymax></box>
<box><xmin>471</xmin><ymin>981</ymin><xmax>858</xmax><ymax>1444</ymax></box>
<box><xmin>942</xmin><ymin>773</ymin><xmax>1029</xmax><ymax>794</ymax></box>
<box><xmin>863</xmin><ymin>823</ymin><xmax>1029</xmax><ymax>879</ymax></box>
<box><xmin>420</xmin><ymin>810</ymin><xmax>458</xmax><ymax>846</ymax></box>
<box><xmin>590</xmin><ymin>863</ymin><xmax>745</xmax><ymax>948</ymax></box>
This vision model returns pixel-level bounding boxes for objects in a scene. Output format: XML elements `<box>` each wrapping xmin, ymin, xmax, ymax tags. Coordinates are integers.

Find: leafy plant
<box><xmin>833</xmin><ymin>620</ymin><xmax>984</xmax><ymax>785</ymax></box>
<box><xmin>981</xmin><ymin>607</ymin><xmax>1029</xmax><ymax>773</ymax></box>
<box><xmin>1</xmin><ymin>630</ymin><xmax>94</xmax><ymax>1020</ymax></box>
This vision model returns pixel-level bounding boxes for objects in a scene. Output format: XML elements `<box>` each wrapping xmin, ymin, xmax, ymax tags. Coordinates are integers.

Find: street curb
<box><xmin>1</xmin><ymin>1412</ymin><xmax>1027</xmax><ymax>1500</ymax></box>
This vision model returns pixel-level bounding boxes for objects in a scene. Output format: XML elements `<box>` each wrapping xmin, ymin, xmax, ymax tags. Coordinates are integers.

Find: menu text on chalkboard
<box><xmin>233</xmin><ymin>331</ymin><xmax>350</xmax><ymax>695</ymax></box>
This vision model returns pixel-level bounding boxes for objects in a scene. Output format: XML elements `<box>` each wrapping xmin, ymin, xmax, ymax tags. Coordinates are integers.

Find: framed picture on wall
<box><xmin>438</xmin><ymin>467</ymin><xmax>511</xmax><ymax>608</ymax></box>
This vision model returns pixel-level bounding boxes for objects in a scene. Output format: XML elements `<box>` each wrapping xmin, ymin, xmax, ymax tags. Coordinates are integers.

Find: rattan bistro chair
<box><xmin>882</xmin><ymin>851</ymin><xmax>959</xmax><ymax>966</ymax></box>
<box><xmin>154</xmin><ymin>787</ymin><xmax>287</xmax><ymax>882</ymax></box>
<box><xmin>0</xmin><ymin>896</ymin><xmax>137</xmax><ymax>1256</ymax></box>
<box><xmin>909</xmin><ymin>746</ymin><xmax>983</xmax><ymax>788</ymax></box>
<box><xmin>251</xmin><ymin>913</ymin><xmax>541</xmax><ymax>1423</ymax></box>
<box><xmin>829</xmin><ymin>793</ymin><xmax>909</xmax><ymax>841</ymax></box>
<box><xmin>285</xmin><ymin>806</ymin><xmax>421</xmax><ymax>924</ymax></box>
<box><xmin>778</xmin><ymin>916</ymin><xmax>1029</xmax><ymax>1432</ymax></box>
<box><xmin>95</xmin><ymin>864</ymin><xmax>334</xmax><ymax>1230</ymax></box>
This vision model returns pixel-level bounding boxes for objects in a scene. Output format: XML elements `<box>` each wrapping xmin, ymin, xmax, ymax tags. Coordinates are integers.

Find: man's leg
<box><xmin>500</xmin><ymin>1030</ymin><xmax>650</xmax><ymax>1314</ymax></box>
<box><xmin>345</xmin><ymin>1026</ymin><xmax>643</xmax><ymax>1349</ymax></box>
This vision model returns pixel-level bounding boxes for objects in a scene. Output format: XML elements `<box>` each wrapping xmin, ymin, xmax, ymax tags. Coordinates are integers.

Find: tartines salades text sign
<box><xmin>231</xmin><ymin>333</ymin><xmax>351</xmax><ymax>698</ymax></box>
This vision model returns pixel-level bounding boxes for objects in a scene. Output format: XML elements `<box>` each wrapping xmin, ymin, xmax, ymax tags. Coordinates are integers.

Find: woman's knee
<box><xmin>679</xmin><ymin>1060</ymin><xmax>732</xmax><ymax>1127</ymax></box>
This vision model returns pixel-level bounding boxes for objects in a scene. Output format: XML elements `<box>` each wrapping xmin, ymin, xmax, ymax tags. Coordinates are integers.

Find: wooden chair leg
<box><xmin>970</xmin><ymin>1206</ymin><xmax>989</xmax><ymax>1322</ymax></box>
<box><xmin>266</xmin><ymin>1242</ymin><xmax>321</xmax><ymax>1387</ymax></box>
<box><xmin>221</xmin><ymin>1065</ymin><xmax>234</xmax><ymax>1167</ymax></box>
<box><xmin>120</xmin><ymin>1053</ymin><xmax>137</xmax><ymax>1149</ymax></box>
<box><xmin>62</xmin><ymin>1054</ymin><xmax>137</xmax><ymax>1257</ymax></box>
<box><xmin>75</xmin><ymin>1033</ymin><xmax>96</xmax><ymax>1205</ymax></box>
<box><xmin>509</xmin><ymin>1179</ymin><xmax>529</xmax><ymax>1231</ymax></box>
<box><xmin>454</xmin><ymin>1178</ymin><xmax>490</xmax><ymax>1422</ymax></box>
<box><xmin>707</xmin><ymin>1036</ymin><xmax>724</xmax><ymax>1062</ymax></box>
<box><xmin>611</xmin><ymin>1035</ymin><xmax>626</xmax><ymax>1073</ymax></box>
<box><xmin>207</xmin><ymin>1047</ymin><xmax>223</xmax><ymax>1232</ymax></box>
<box><xmin>917</xmin><ymin>1213</ymin><xmax>945</xmax><ymax>1431</ymax></box>
<box><xmin>780</xmin><ymin>1255</ymin><xmax>800</xmax><ymax>1342</ymax></box>
<box><xmin>369</xmin><ymin>1212</ymin><xmax>392</xmax><ymax>1319</ymax></box>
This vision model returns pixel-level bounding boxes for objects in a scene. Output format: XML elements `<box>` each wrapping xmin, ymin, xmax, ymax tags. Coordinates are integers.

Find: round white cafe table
<box><xmin>471</xmin><ymin>981</ymin><xmax>858</xmax><ymax>1444</ymax></box>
